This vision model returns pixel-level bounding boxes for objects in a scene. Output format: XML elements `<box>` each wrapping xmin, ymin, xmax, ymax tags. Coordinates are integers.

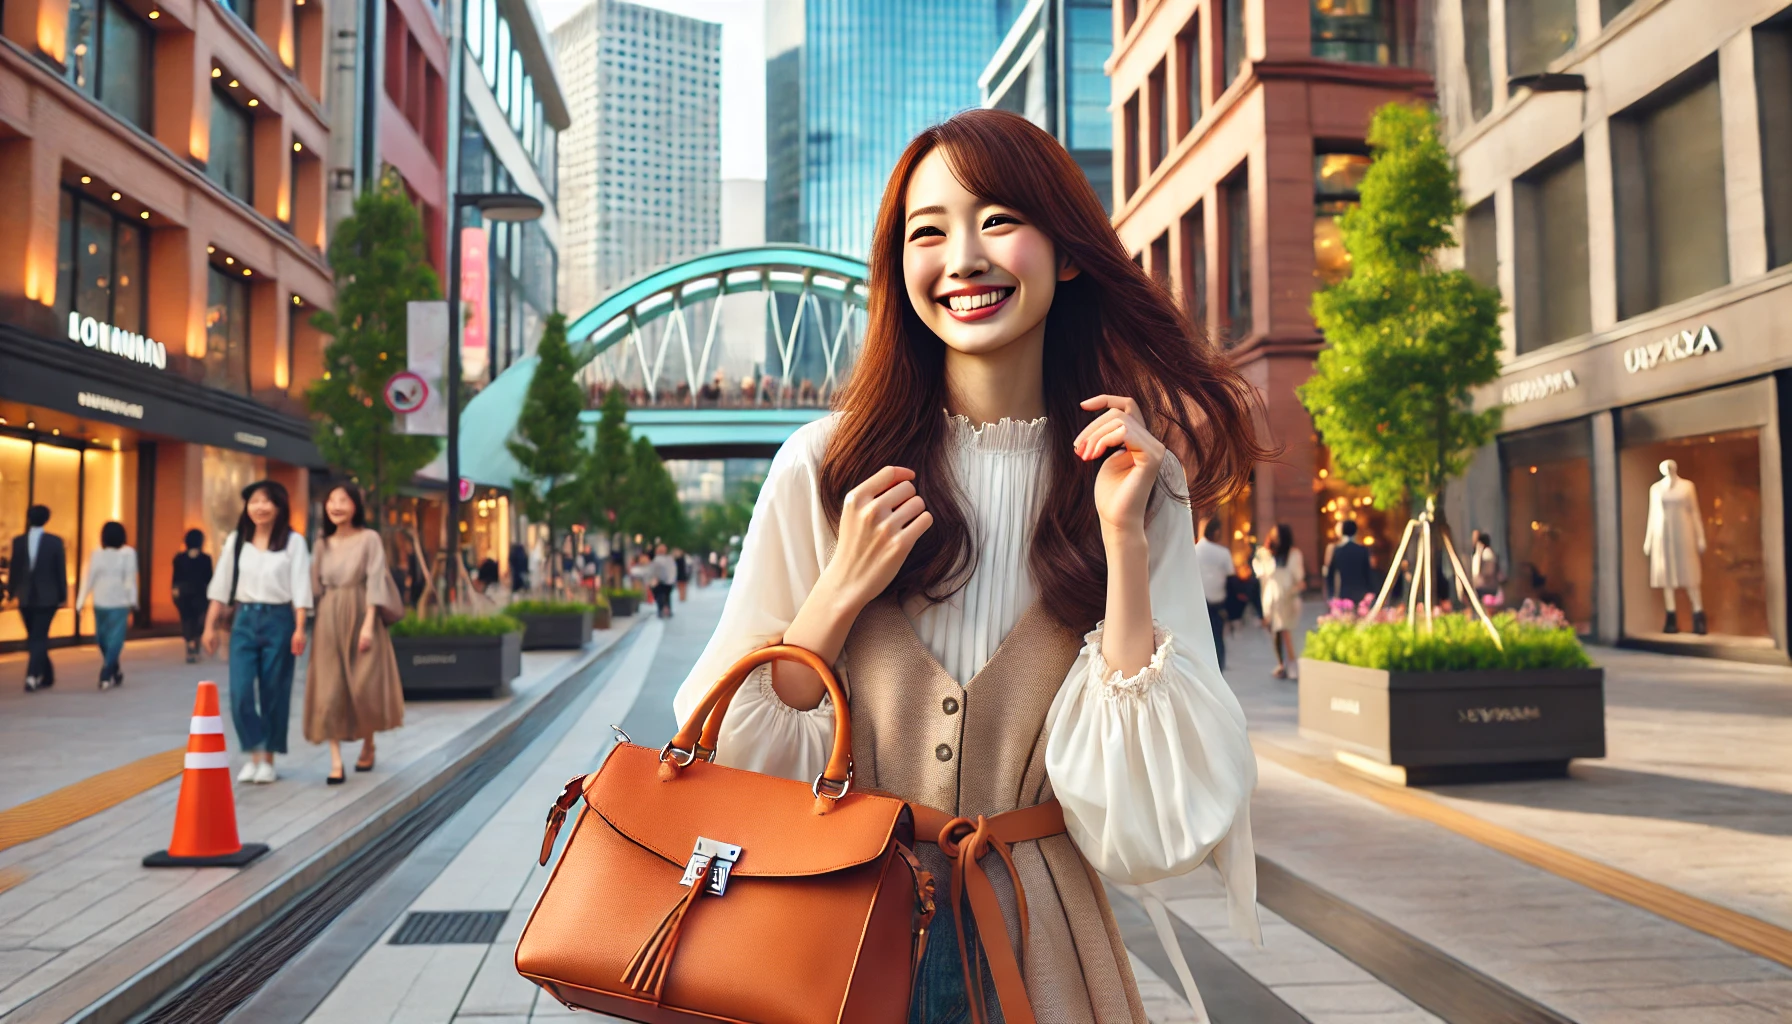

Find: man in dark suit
<box><xmin>8</xmin><ymin>505</ymin><xmax>68</xmax><ymax>692</ymax></box>
<box><xmin>1324</xmin><ymin>519</ymin><xmax>1375</xmax><ymax>606</ymax></box>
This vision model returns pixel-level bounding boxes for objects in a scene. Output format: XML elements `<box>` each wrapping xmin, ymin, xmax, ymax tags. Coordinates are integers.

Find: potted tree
<box><xmin>1295</xmin><ymin>104</ymin><xmax>1604</xmax><ymax>784</ymax></box>
<box><xmin>510</xmin><ymin>313</ymin><xmax>586</xmax><ymax>594</ymax></box>
<box><xmin>390</xmin><ymin>612</ymin><xmax>524</xmax><ymax>698</ymax></box>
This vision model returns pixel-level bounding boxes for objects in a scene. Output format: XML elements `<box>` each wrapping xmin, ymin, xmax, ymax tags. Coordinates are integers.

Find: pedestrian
<box><xmin>578</xmin><ymin>540</ymin><xmax>601</xmax><ymax>597</ymax></box>
<box><xmin>1323</xmin><ymin>519</ymin><xmax>1375</xmax><ymax>606</ymax></box>
<box><xmin>304</xmin><ymin>484</ymin><xmax>404</xmax><ymax>785</ymax></box>
<box><xmin>172</xmin><ymin>530</ymin><xmax>213</xmax><ymax>663</ymax></box>
<box><xmin>75</xmin><ymin>521</ymin><xmax>138</xmax><ymax>689</ymax></box>
<box><xmin>203</xmin><ymin>480</ymin><xmax>311</xmax><ymax>785</ymax></box>
<box><xmin>1252</xmin><ymin>523</ymin><xmax>1305</xmax><ymax>680</ymax></box>
<box><xmin>467</xmin><ymin>558</ymin><xmax>509</xmax><ymax>614</ymax></box>
<box><xmin>8</xmin><ymin>504</ymin><xmax>67</xmax><ymax>692</ymax></box>
<box><xmin>670</xmin><ymin>110</ymin><xmax>1262</xmax><ymax>1020</ymax></box>
<box><xmin>649</xmin><ymin>543</ymin><xmax>677</xmax><ymax>618</ymax></box>
<box><xmin>673</xmin><ymin>547</ymin><xmax>690</xmax><ymax>601</ymax></box>
<box><xmin>509</xmin><ymin>540</ymin><xmax>530</xmax><ymax>592</ymax></box>
<box><xmin>1194</xmin><ymin>517</ymin><xmax>1233</xmax><ymax>671</ymax></box>
<box><xmin>1471</xmin><ymin>529</ymin><xmax>1505</xmax><ymax>604</ymax></box>
<box><xmin>396</xmin><ymin>533</ymin><xmax>425</xmax><ymax>607</ymax></box>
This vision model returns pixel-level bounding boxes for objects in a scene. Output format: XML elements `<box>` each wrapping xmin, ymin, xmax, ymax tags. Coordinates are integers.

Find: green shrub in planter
<box><xmin>507</xmin><ymin>599</ymin><xmax>600</xmax><ymax>617</ymax></box>
<box><xmin>1304</xmin><ymin>600</ymin><xmax>1591</xmax><ymax>672</ymax></box>
<box><xmin>390</xmin><ymin>613</ymin><xmax>522</xmax><ymax>638</ymax></box>
<box><xmin>603</xmin><ymin>586</ymin><xmax>643</xmax><ymax>617</ymax></box>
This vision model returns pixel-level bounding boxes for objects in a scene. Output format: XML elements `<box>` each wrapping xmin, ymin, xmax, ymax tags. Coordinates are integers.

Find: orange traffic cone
<box><xmin>143</xmin><ymin>682</ymin><xmax>270</xmax><ymax>868</ymax></box>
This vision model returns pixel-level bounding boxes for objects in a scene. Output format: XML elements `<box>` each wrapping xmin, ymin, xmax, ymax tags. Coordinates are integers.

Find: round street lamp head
<box><xmin>469</xmin><ymin>192</ymin><xmax>545</xmax><ymax>222</ymax></box>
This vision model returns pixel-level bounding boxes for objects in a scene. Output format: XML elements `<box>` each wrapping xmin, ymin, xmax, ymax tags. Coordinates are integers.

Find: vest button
<box><xmin>935</xmin><ymin>744</ymin><xmax>953</xmax><ymax>762</ymax></box>
<box><xmin>942</xmin><ymin>696</ymin><xmax>959</xmax><ymax>715</ymax></box>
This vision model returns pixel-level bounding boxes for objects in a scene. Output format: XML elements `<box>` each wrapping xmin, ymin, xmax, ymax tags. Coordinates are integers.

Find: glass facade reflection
<box><xmin>1502</xmin><ymin>423</ymin><xmax>1596</xmax><ymax>634</ymax></box>
<box><xmin>980</xmin><ymin>0</ymin><xmax>1113</xmax><ymax>212</ymax></box>
<box><xmin>767</xmin><ymin>0</ymin><xmax>1018</xmax><ymax>257</ymax></box>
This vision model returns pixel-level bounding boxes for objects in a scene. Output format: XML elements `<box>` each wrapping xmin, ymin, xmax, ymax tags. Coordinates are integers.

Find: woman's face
<box><xmin>246</xmin><ymin>490</ymin><xmax>278</xmax><ymax>526</ymax></box>
<box><xmin>325</xmin><ymin>488</ymin><xmax>357</xmax><ymax>527</ymax></box>
<box><xmin>901</xmin><ymin>148</ymin><xmax>1075</xmax><ymax>357</ymax></box>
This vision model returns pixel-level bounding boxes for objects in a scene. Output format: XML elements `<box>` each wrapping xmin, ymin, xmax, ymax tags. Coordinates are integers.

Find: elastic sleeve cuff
<box><xmin>745</xmin><ymin>662</ymin><xmax>835</xmax><ymax>718</ymax></box>
<box><xmin>1080</xmin><ymin>620</ymin><xmax>1174</xmax><ymax>699</ymax></box>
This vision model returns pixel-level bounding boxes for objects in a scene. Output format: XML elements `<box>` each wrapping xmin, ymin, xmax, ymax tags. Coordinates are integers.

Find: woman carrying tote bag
<box><xmin>303</xmin><ymin>484</ymin><xmax>405</xmax><ymax>785</ymax></box>
<box><xmin>664</xmin><ymin>110</ymin><xmax>1264</xmax><ymax>1022</ymax></box>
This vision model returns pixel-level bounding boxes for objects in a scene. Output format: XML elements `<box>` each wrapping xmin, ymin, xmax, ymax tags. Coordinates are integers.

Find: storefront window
<box><xmin>1620</xmin><ymin>429</ymin><xmax>1770</xmax><ymax>643</ymax></box>
<box><xmin>1312</xmin><ymin>0</ymin><xmax>1399</xmax><ymax>65</ymax></box>
<box><xmin>203</xmin><ymin>446</ymin><xmax>264</xmax><ymax>557</ymax></box>
<box><xmin>204</xmin><ymin>265</ymin><xmax>251</xmax><ymax>394</ymax></box>
<box><xmin>65</xmin><ymin>0</ymin><xmax>152</xmax><ymax>129</ymax></box>
<box><xmin>77</xmin><ymin>447</ymin><xmax>137</xmax><ymax>633</ymax></box>
<box><xmin>1315</xmin><ymin>153</ymin><xmax>1370</xmax><ymax>286</ymax></box>
<box><xmin>1502</xmin><ymin>424</ymin><xmax>1595</xmax><ymax>633</ymax></box>
<box><xmin>208</xmin><ymin>88</ymin><xmax>254</xmax><ymax>202</ymax></box>
<box><xmin>0</xmin><ymin>437</ymin><xmax>31</xmax><ymax>643</ymax></box>
<box><xmin>58</xmin><ymin>188</ymin><xmax>149</xmax><ymax>332</ymax></box>
<box><xmin>31</xmin><ymin>444</ymin><xmax>83</xmax><ymax>641</ymax></box>
<box><xmin>1315</xmin><ymin>446</ymin><xmax>1398</xmax><ymax>594</ymax></box>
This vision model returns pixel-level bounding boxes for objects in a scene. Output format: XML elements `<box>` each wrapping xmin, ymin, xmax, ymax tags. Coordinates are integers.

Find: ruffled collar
<box><xmin>944</xmin><ymin>411</ymin><xmax>1049</xmax><ymax>454</ymax></box>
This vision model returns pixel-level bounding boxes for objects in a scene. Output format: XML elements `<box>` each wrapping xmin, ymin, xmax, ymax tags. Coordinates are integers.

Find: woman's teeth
<box><xmin>946</xmin><ymin>289</ymin><xmax>1012</xmax><ymax>312</ymax></box>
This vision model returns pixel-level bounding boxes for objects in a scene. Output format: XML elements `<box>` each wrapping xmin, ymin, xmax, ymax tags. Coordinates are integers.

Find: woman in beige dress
<box><xmin>305</xmin><ymin>484</ymin><xmax>405</xmax><ymax>784</ymax></box>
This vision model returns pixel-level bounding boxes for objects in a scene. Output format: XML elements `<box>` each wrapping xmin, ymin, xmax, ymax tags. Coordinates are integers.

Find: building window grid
<box><xmin>65</xmin><ymin>0</ymin><xmax>153</xmax><ymax>129</ymax></box>
<box><xmin>56</xmin><ymin>186</ymin><xmax>149</xmax><ymax>334</ymax></box>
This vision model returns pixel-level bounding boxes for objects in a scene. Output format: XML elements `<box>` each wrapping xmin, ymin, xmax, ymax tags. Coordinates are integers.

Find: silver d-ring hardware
<box><xmin>611</xmin><ymin>724</ymin><xmax>633</xmax><ymax>746</ymax></box>
<box><xmin>659</xmin><ymin>741</ymin><xmax>697</xmax><ymax>767</ymax></box>
<box><xmin>811</xmin><ymin>767</ymin><xmax>854</xmax><ymax>801</ymax></box>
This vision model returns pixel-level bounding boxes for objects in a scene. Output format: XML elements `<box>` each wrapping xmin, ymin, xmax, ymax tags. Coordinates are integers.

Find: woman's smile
<box><xmin>937</xmin><ymin>285</ymin><xmax>1015</xmax><ymax>321</ymax></box>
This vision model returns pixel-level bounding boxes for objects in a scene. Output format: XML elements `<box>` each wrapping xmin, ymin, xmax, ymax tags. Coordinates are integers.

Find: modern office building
<box><xmin>0</xmin><ymin>0</ymin><xmax>334</xmax><ymax>647</ymax></box>
<box><xmin>456</xmin><ymin>0</ymin><xmax>568</xmax><ymax>380</ymax></box>
<box><xmin>554</xmin><ymin>0</ymin><xmax>720</xmax><ymax>318</ymax></box>
<box><xmin>979</xmin><ymin>0</ymin><xmax>1114</xmax><ymax>210</ymax></box>
<box><xmin>764</xmin><ymin>0</ymin><xmax>1020</xmax><ymax>258</ymax></box>
<box><xmin>1107</xmin><ymin>0</ymin><xmax>1434</xmax><ymax>574</ymax></box>
<box><xmin>1439</xmin><ymin>0</ymin><xmax>1792</xmax><ymax>661</ymax></box>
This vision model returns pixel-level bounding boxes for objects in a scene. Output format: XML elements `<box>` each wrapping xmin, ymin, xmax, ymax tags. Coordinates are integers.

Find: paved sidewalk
<box><xmin>1203</xmin><ymin>600</ymin><xmax>1792</xmax><ymax>1020</ymax></box>
<box><xmin>0</xmin><ymin>618</ymin><xmax>635</xmax><ymax>1020</ymax></box>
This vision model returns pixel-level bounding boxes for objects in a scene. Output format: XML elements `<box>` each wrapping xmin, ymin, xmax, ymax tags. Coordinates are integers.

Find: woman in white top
<box><xmin>76</xmin><ymin>521</ymin><xmax>137</xmax><ymax>690</ymax></box>
<box><xmin>670</xmin><ymin>110</ymin><xmax>1268</xmax><ymax>1021</ymax></box>
<box><xmin>203</xmin><ymin>480</ymin><xmax>312</xmax><ymax>784</ymax></box>
<box><xmin>1251</xmin><ymin>524</ymin><xmax>1306</xmax><ymax>680</ymax></box>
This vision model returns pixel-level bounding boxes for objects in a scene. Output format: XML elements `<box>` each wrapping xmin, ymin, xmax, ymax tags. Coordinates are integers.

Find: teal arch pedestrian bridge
<box><xmin>458</xmin><ymin>245</ymin><xmax>867</xmax><ymax>484</ymax></box>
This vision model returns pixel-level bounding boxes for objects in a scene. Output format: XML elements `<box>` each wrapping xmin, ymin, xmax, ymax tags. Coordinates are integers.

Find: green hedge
<box><xmin>389</xmin><ymin>613</ymin><xmax>522</xmax><ymax>638</ymax></box>
<box><xmin>603</xmin><ymin>586</ymin><xmax>643</xmax><ymax>600</ymax></box>
<box><xmin>1304</xmin><ymin>611</ymin><xmax>1592</xmax><ymax>672</ymax></box>
<box><xmin>507</xmin><ymin>598</ymin><xmax>608</xmax><ymax>616</ymax></box>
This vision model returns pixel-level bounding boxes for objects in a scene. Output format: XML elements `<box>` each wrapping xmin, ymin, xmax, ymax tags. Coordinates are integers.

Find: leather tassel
<box><xmin>658</xmin><ymin>760</ymin><xmax>681</xmax><ymax>782</ymax></box>
<box><xmin>812</xmin><ymin>795</ymin><xmax>837</xmax><ymax>816</ymax></box>
<box><xmin>622</xmin><ymin>880</ymin><xmax>708</xmax><ymax>998</ymax></box>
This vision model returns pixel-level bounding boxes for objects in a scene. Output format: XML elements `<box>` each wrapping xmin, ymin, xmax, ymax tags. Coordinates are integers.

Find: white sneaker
<box><xmin>252</xmin><ymin>761</ymin><xmax>277</xmax><ymax>784</ymax></box>
<box><xmin>239</xmin><ymin>762</ymin><xmax>258</xmax><ymax>783</ymax></box>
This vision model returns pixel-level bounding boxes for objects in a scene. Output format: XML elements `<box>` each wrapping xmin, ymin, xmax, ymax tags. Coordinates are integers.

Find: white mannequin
<box><xmin>1643</xmin><ymin>459</ymin><xmax>1707</xmax><ymax>634</ymax></box>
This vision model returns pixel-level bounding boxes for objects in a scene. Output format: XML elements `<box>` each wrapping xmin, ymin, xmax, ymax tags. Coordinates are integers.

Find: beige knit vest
<box><xmin>842</xmin><ymin>598</ymin><xmax>1148</xmax><ymax>1023</ymax></box>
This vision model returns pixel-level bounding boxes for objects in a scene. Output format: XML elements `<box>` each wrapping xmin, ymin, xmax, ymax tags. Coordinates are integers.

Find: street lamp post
<box><xmin>445</xmin><ymin>191</ymin><xmax>545</xmax><ymax>604</ymax></box>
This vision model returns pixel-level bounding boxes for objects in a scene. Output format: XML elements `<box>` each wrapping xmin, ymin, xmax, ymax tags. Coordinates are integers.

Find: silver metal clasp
<box><xmin>678</xmin><ymin>836</ymin><xmax>743</xmax><ymax>896</ymax></box>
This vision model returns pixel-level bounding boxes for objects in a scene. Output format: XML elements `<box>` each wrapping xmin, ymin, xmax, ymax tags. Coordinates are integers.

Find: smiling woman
<box><xmin>667</xmin><ymin>109</ymin><xmax>1271</xmax><ymax>1023</ymax></box>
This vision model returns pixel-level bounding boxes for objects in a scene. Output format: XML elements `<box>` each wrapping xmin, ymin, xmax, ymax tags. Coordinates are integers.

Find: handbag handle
<box><xmin>665</xmin><ymin>645</ymin><xmax>854</xmax><ymax>805</ymax></box>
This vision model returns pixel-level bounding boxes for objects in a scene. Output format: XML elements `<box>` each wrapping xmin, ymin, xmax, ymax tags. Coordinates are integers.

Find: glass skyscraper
<box><xmin>765</xmin><ymin>0</ymin><xmax>1019</xmax><ymax>258</ymax></box>
<box><xmin>980</xmin><ymin>0</ymin><xmax>1113</xmax><ymax>212</ymax></box>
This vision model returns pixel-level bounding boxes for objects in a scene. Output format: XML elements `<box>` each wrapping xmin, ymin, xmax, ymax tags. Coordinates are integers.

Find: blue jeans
<box><xmin>229</xmin><ymin>603</ymin><xmax>296</xmax><ymax>754</ymax></box>
<box><xmin>910</xmin><ymin>895</ymin><xmax>1003</xmax><ymax>1024</ymax></box>
<box><xmin>93</xmin><ymin>606</ymin><xmax>129</xmax><ymax>679</ymax></box>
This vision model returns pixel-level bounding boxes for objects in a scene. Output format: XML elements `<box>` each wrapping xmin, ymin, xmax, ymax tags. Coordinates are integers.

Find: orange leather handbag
<box><xmin>515</xmin><ymin>645</ymin><xmax>937</xmax><ymax>1023</ymax></box>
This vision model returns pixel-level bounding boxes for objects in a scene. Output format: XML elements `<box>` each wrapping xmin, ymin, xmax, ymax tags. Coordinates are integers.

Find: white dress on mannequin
<box><xmin>1643</xmin><ymin>463</ymin><xmax>1705</xmax><ymax>590</ymax></box>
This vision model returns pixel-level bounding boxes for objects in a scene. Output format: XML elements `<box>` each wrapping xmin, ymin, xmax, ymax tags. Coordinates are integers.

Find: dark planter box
<box><xmin>592</xmin><ymin>605</ymin><xmax>612</xmax><ymax>631</ymax></box>
<box><xmin>1298</xmin><ymin>658</ymin><xmax>1605</xmax><ymax>784</ymax></box>
<box><xmin>608</xmin><ymin>596</ymin><xmax>639</xmax><ymax>617</ymax></box>
<box><xmin>515</xmin><ymin>610</ymin><xmax>594</xmax><ymax>650</ymax></box>
<box><xmin>394</xmin><ymin>632</ymin><xmax>523</xmax><ymax>698</ymax></box>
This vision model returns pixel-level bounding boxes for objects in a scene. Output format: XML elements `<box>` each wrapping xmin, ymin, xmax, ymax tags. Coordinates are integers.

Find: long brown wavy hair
<box><xmin>819</xmin><ymin>109</ymin><xmax>1270</xmax><ymax>629</ymax></box>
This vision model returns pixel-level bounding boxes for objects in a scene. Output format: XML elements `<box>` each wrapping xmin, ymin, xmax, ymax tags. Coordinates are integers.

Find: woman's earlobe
<box><xmin>1057</xmin><ymin>261</ymin><xmax>1081</xmax><ymax>282</ymax></box>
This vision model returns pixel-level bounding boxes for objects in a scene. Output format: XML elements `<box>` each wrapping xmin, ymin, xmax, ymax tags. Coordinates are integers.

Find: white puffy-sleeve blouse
<box><xmin>672</xmin><ymin>413</ymin><xmax>1259</xmax><ymax>939</ymax></box>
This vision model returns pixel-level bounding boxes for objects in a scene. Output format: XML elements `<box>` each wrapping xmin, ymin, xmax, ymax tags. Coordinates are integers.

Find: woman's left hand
<box><xmin>1075</xmin><ymin>395</ymin><xmax>1167</xmax><ymax>536</ymax></box>
<box><xmin>358</xmin><ymin>622</ymin><xmax>375</xmax><ymax>653</ymax></box>
<box><xmin>291</xmin><ymin>628</ymin><xmax>307</xmax><ymax>657</ymax></box>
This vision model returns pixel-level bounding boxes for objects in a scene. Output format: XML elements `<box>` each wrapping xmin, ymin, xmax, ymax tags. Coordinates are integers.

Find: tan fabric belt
<box><xmin>910</xmin><ymin>800</ymin><xmax>1066</xmax><ymax>1024</ymax></box>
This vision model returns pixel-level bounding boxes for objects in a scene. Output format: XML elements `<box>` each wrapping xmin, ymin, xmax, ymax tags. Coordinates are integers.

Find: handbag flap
<box><xmin>584</xmin><ymin>744</ymin><xmax>906</xmax><ymax>878</ymax></box>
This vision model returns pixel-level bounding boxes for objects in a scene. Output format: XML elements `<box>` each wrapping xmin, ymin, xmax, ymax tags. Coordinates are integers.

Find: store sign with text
<box><xmin>1502</xmin><ymin>369</ymin><xmax>1578</xmax><ymax>406</ymax></box>
<box><xmin>460</xmin><ymin>228</ymin><xmax>490</xmax><ymax>383</ymax></box>
<box><xmin>68</xmin><ymin>312</ymin><xmax>166</xmax><ymax>369</ymax></box>
<box><xmin>1622</xmin><ymin>324</ymin><xmax>1719</xmax><ymax>374</ymax></box>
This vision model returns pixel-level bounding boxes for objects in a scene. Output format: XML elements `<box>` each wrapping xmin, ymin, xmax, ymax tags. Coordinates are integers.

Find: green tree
<box><xmin>581</xmin><ymin>386</ymin><xmax>633</xmax><ymax>544</ymax></box>
<box><xmin>1298</xmin><ymin>103</ymin><xmax>1503</xmax><ymax>515</ymax></box>
<box><xmin>307</xmin><ymin>173</ymin><xmax>442</xmax><ymax>521</ymax></box>
<box><xmin>508</xmin><ymin>313</ymin><xmax>585</xmax><ymax>587</ymax></box>
<box><xmin>622</xmin><ymin>436</ymin><xmax>687</xmax><ymax>548</ymax></box>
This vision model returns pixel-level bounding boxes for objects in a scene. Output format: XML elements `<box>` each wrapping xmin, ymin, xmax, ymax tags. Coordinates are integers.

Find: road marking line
<box><xmin>1252</xmin><ymin>739</ymin><xmax>1792</xmax><ymax>969</ymax></box>
<box><xmin>0</xmin><ymin>747</ymin><xmax>187</xmax><ymax>854</ymax></box>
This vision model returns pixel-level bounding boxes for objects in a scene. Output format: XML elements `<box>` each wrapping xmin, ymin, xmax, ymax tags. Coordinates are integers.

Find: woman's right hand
<box><xmin>815</xmin><ymin>466</ymin><xmax>933</xmax><ymax>611</ymax></box>
<box><xmin>202</xmin><ymin>627</ymin><xmax>219</xmax><ymax>655</ymax></box>
<box><xmin>771</xmin><ymin>467</ymin><xmax>932</xmax><ymax>712</ymax></box>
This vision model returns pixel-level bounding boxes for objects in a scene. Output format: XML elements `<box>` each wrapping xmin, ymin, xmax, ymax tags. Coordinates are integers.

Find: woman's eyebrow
<box><xmin>905</xmin><ymin>205</ymin><xmax>946</xmax><ymax>222</ymax></box>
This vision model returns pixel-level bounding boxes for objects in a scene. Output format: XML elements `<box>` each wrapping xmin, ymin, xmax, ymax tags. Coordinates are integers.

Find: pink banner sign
<box><xmin>460</xmin><ymin>227</ymin><xmax>490</xmax><ymax>382</ymax></box>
